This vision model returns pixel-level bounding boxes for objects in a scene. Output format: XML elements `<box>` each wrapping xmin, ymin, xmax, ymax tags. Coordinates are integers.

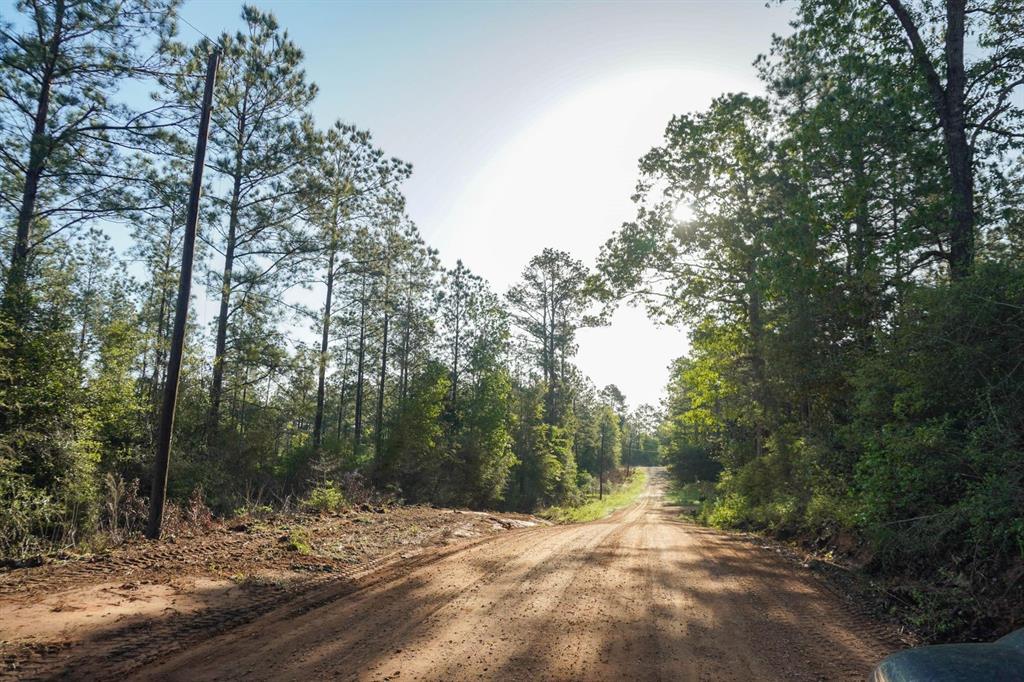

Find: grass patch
<box><xmin>540</xmin><ymin>470</ymin><xmax>647</xmax><ymax>524</ymax></box>
<box><xmin>282</xmin><ymin>528</ymin><xmax>313</xmax><ymax>555</ymax></box>
<box><xmin>666</xmin><ymin>481</ymin><xmax>717</xmax><ymax>519</ymax></box>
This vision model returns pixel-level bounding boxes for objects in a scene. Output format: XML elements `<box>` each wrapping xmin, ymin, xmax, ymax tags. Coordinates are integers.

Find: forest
<box><xmin>0</xmin><ymin>0</ymin><xmax>659</xmax><ymax>558</ymax></box>
<box><xmin>598</xmin><ymin>0</ymin><xmax>1024</xmax><ymax>640</ymax></box>
<box><xmin>1</xmin><ymin>0</ymin><xmax>1022</xmax><ymax>648</ymax></box>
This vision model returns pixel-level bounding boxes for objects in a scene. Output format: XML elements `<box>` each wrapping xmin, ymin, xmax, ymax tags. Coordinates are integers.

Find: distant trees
<box><xmin>506</xmin><ymin>248</ymin><xmax>590</xmax><ymax>425</ymax></box>
<box><xmin>301</xmin><ymin>122</ymin><xmax>410</xmax><ymax>452</ymax></box>
<box><xmin>0</xmin><ymin>0</ymin><xmax>649</xmax><ymax>560</ymax></box>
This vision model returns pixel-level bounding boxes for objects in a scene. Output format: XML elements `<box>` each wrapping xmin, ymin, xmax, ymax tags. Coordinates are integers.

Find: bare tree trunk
<box><xmin>239</xmin><ymin>365</ymin><xmax>249</xmax><ymax>435</ymax></box>
<box><xmin>336</xmin><ymin>380</ymin><xmax>347</xmax><ymax>442</ymax></box>
<box><xmin>336</xmin><ymin>346</ymin><xmax>350</xmax><ymax>442</ymax></box>
<box><xmin>400</xmin><ymin>293</ymin><xmax>411</xmax><ymax>402</ymax></box>
<box><xmin>150</xmin><ymin>217</ymin><xmax>174</xmax><ymax>412</ymax></box>
<box><xmin>6</xmin><ymin>0</ymin><xmax>65</xmax><ymax>318</ymax></box>
<box><xmin>374</xmin><ymin>310</ymin><xmax>389</xmax><ymax>461</ymax></box>
<box><xmin>747</xmin><ymin>258</ymin><xmax>767</xmax><ymax>460</ymax></box>
<box><xmin>353</xmin><ymin>277</ymin><xmax>367</xmax><ymax>453</ymax></box>
<box><xmin>208</xmin><ymin>190</ymin><xmax>239</xmax><ymax>433</ymax></box>
<box><xmin>208</xmin><ymin>118</ymin><xmax>246</xmax><ymax>436</ymax></box>
<box><xmin>313</xmin><ymin>245</ymin><xmax>336</xmax><ymax>447</ymax></box>
<box><xmin>451</xmin><ymin>267</ymin><xmax>461</xmax><ymax>406</ymax></box>
<box><xmin>76</xmin><ymin>271</ymin><xmax>94</xmax><ymax>375</ymax></box>
<box><xmin>542</xmin><ymin>289</ymin><xmax>556</xmax><ymax>425</ymax></box>
<box><xmin>886</xmin><ymin>0</ymin><xmax>974</xmax><ymax>279</ymax></box>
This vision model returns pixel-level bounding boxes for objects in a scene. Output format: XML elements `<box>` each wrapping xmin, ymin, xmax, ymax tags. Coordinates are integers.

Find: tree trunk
<box><xmin>374</xmin><ymin>310</ymin><xmax>389</xmax><ymax>461</ymax></box>
<box><xmin>542</xmin><ymin>290</ymin><xmax>556</xmax><ymax>425</ymax></box>
<box><xmin>76</xmin><ymin>272</ymin><xmax>94</xmax><ymax>374</ymax></box>
<box><xmin>886</xmin><ymin>0</ymin><xmax>974</xmax><ymax>279</ymax></box>
<box><xmin>239</xmin><ymin>365</ymin><xmax>249</xmax><ymax>435</ymax></box>
<box><xmin>6</xmin><ymin>0</ymin><xmax>65</xmax><ymax>319</ymax></box>
<box><xmin>400</xmin><ymin>294</ymin><xmax>411</xmax><ymax>402</ymax></box>
<box><xmin>208</xmin><ymin>155</ymin><xmax>244</xmax><ymax>436</ymax></box>
<box><xmin>451</xmin><ymin>267</ymin><xmax>461</xmax><ymax>406</ymax></box>
<box><xmin>313</xmin><ymin>245</ymin><xmax>336</xmax><ymax>448</ymax></box>
<box><xmin>336</xmin><ymin>346</ymin><xmax>350</xmax><ymax>442</ymax></box>
<box><xmin>151</xmin><ymin>221</ymin><xmax>174</xmax><ymax>412</ymax></box>
<box><xmin>353</xmin><ymin>277</ymin><xmax>367</xmax><ymax>453</ymax></box>
<box><xmin>747</xmin><ymin>258</ymin><xmax>767</xmax><ymax>460</ymax></box>
<box><xmin>336</xmin><ymin>379</ymin><xmax>347</xmax><ymax>442</ymax></box>
<box><xmin>941</xmin><ymin>0</ymin><xmax>973</xmax><ymax>279</ymax></box>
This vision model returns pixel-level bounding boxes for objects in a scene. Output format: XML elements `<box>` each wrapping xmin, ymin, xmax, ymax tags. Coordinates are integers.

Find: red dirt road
<box><xmin>145</xmin><ymin>469</ymin><xmax>896</xmax><ymax>681</ymax></box>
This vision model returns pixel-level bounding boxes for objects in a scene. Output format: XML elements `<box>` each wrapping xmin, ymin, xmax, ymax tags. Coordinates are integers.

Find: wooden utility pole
<box><xmin>147</xmin><ymin>49</ymin><xmax>220</xmax><ymax>540</ymax></box>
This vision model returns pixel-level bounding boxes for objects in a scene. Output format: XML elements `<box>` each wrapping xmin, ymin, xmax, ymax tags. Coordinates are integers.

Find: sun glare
<box><xmin>672</xmin><ymin>201</ymin><xmax>694</xmax><ymax>224</ymax></box>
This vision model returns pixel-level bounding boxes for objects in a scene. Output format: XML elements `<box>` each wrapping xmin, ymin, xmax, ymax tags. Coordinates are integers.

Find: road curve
<box><xmin>144</xmin><ymin>469</ymin><xmax>895</xmax><ymax>681</ymax></box>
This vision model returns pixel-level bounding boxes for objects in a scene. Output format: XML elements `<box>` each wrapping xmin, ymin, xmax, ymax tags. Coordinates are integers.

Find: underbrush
<box><xmin>540</xmin><ymin>469</ymin><xmax>647</xmax><ymax>523</ymax></box>
<box><xmin>666</xmin><ymin>481</ymin><xmax>716</xmax><ymax>517</ymax></box>
<box><xmin>0</xmin><ymin>472</ymin><xmax>216</xmax><ymax>564</ymax></box>
<box><xmin>0</xmin><ymin>471</ymin><xmax>382</xmax><ymax>564</ymax></box>
<box><xmin>685</xmin><ymin>474</ymin><xmax>1023</xmax><ymax>643</ymax></box>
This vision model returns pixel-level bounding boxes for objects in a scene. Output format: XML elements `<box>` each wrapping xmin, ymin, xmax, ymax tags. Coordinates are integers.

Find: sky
<box><xmin>168</xmin><ymin>0</ymin><xmax>794</xmax><ymax>408</ymax></box>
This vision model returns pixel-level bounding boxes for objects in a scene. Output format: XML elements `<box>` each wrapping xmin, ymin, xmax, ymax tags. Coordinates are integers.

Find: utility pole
<box><xmin>147</xmin><ymin>49</ymin><xmax>220</xmax><ymax>540</ymax></box>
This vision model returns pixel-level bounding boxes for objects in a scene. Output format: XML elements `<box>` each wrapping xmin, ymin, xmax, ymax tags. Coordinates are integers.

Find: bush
<box><xmin>0</xmin><ymin>457</ymin><xmax>60</xmax><ymax>559</ymax></box>
<box><xmin>853</xmin><ymin>264</ymin><xmax>1024</xmax><ymax>575</ymax></box>
<box><xmin>283</xmin><ymin>528</ymin><xmax>313</xmax><ymax>555</ymax></box>
<box><xmin>301</xmin><ymin>482</ymin><xmax>347</xmax><ymax>514</ymax></box>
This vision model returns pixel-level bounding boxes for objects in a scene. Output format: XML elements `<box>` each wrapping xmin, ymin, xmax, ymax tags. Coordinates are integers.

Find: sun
<box><xmin>672</xmin><ymin>201</ymin><xmax>694</xmax><ymax>224</ymax></box>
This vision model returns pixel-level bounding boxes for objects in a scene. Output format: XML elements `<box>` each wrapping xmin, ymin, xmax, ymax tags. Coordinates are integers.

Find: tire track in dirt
<box><xmin>140</xmin><ymin>471</ymin><xmax>898</xmax><ymax>681</ymax></box>
<box><xmin>0</xmin><ymin>527</ymin><xmax>538</xmax><ymax>681</ymax></box>
<box><xmin>5</xmin><ymin>470</ymin><xmax>901</xmax><ymax>680</ymax></box>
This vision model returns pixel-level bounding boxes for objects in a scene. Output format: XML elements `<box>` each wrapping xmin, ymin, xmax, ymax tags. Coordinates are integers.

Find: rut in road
<box><xmin>138</xmin><ymin>469</ymin><xmax>895</xmax><ymax>681</ymax></box>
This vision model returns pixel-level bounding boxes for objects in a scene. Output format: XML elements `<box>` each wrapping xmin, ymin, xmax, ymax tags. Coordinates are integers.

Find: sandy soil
<box><xmin>0</xmin><ymin>505</ymin><xmax>543</xmax><ymax>680</ymax></box>
<box><xmin>3</xmin><ymin>470</ymin><xmax>901</xmax><ymax>680</ymax></box>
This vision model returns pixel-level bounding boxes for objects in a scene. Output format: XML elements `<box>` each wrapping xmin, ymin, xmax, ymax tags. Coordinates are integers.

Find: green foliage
<box><xmin>7</xmin><ymin>4</ymin><xmax>1020</xmax><ymax>653</ymax></box>
<box><xmin>283</xmin><ymin>527</ymin><xmax>313</xmax><ymax>555</ymax></box>
<box><xmin>852</xmin><ymin>265</ymin><xmax>1024</xmax><ymax>572</ymax></box>
<box><xmin>666</xmin><ymin>480</ymin><xmax>716</xmax><ymax>514</ymax></box>
<box><xmin>597</xmin><ymin>0</ymin><xmax>1024</xmax><ymax>642</ymax></box>
<box><xmin>380</xmin><ymin>362</ymin><xmax>451</xmax><ymax>501</ymax></box>
<box><xmin>455</xmin><ymin>367</ymin><xmax>517</xmax><ymax>507</ymax></box>
<box><xmin>301</xmin><ymin>482</ymin><xmax>347</xmax><ymax>514</ymax></box>
<box><xmin>0</xmin><ymin>0</ymin><xmax>654</xmax><ymax>564</ymax></box>
<box><xmin>541</xmin><ymin>469</ymin><xmax>647</xmax><ymax>524</ymax></box>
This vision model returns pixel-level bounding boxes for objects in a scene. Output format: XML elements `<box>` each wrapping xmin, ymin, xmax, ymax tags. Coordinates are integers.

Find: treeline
<box><xmin>0</xmin><ymin>1</ymin><xmax>658</xmax><ymax>557</ymax></box>
<box><xmin>599</xmin><ymin>0</ymin><xmax>1024</xmax><ymax>639</ymax></box>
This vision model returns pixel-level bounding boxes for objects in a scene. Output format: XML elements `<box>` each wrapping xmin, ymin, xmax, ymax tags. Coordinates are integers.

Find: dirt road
<box><xmin>142</xmin><ymin>469</ymin><xmax>895</xmax><ymax>681</ymax></box>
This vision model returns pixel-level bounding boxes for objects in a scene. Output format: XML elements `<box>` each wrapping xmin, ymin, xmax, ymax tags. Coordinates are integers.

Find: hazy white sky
<box><xmin>183</xmin><ymin>0</ymin><xmax>794</xmax><ymax>408</ymax></box>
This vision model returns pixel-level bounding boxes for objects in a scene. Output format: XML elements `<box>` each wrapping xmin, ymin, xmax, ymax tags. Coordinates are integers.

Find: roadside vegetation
<box><xmin>541</xmin><ymin>469</ymin><xmax>647</xmax><ymax>524</ymax></box>
<box><xmin>0</xmin><ymin>1</ymin><xmax>660</xmax><ymax>563</ymax></box>
<box><xmin>665</xmin><ymin>481</ymin><xmax>716</xmax><ymax>518</ymax></box>
<box><xmin>598</xmin><ymin>0</ymin><xmax>1024</xmax><ymax>644</ymax></box>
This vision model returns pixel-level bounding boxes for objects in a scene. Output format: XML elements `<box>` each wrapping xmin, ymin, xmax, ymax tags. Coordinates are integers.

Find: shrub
<box><xmin>283</xmin><ymin>528</ymin><xmax>313</xmax><ymax>555</ymax></box>
<box><xmin>301</xmin><ymin>482</ymin><xmax>347</xmax><ymax>514</ymax></box>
